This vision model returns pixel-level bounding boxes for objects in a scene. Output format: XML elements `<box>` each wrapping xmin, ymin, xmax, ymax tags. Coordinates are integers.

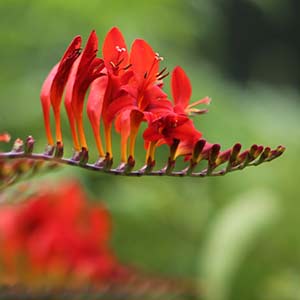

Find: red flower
<box><xmin>171</xmin><ymin>66</ymin><xmax>211</xmax><ymax>115</ymax></box>
<box><xmin>0</xmin><ymin>181</ymin><xmax>119</xmax><ymax>287</ymax></box>
<box><xmin>40</xmin><ymin>36</ymin><xmax>81</xmax><ymax>146</ymax></box>
<box><xmin>97</xmin><ymin>27</ymin><xmax>131</xmax><ymax>158</ymax></box>
<box><xmin>143</xmin><ymin>66</ymin><xmax>208</xmax><ymax>160</ymax></box>
<box><xmin>65</xmin><ymin>31</ymin><xmax>105</xmax><ymax>151</ymax></box>
<box><xmin>143</xmin><ymin>114</ymin><xmax>202</xmax><ymax>160</ymax></box>
<box><xmin>112</xmin><ymin>39</ymin><xmax>171</xmax><ymax>161</ymax></box>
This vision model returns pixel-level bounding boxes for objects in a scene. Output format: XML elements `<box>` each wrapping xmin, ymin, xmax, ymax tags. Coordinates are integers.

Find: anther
<box><xmin>155</xmin><ymin>52</ymin><xmax>164</xmax><ymax>61</ymax></box>
<box><xmin>157</xmin><ymin>67</ymin><xmax>167</xmax><ymax>77</ymax></box>
<box><xmin>157</xmin><ymin>72</ymin><xmax>169</xmax><ymax>80</ymax></box>
<box><xmin>115</xmin><ymin>45</ymin><xmax>126</xmax><ymax>53</ymax></box>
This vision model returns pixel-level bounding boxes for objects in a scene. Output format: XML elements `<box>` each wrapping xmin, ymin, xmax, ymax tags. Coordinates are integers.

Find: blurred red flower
<box><xmin>0</xmin><ymin>181</ymin><xmax>119</xmax><ymax>287</ymax></box>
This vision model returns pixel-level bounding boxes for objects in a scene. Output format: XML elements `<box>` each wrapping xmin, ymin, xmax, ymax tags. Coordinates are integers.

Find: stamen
<box><xmin>115</xmin><ymin>58</ymin><xmax>124</xmax><ymax>67</ymax></box>
<box><xmin>110</xmin><ymin>61</ymin><xmax>116</xmax><ymax>68</ymax></box>
<box><xmin>157</xmin><ymin>71</ymin><xmax>169</xmax><ymax>80</ymax></box>
<box><xmin>157</xmin><ymin>67</ymin><xmax>167</xmax><ymax>77</ymax></box>
<box><xmin>123</xmin><ymin>63</ymin><xmax>132</xmax><ymax>70</ymax></box>
<box><xmin>187</xmin><ymin>97</ymin><xmax>211</xmax><ymax>109</ymax></box>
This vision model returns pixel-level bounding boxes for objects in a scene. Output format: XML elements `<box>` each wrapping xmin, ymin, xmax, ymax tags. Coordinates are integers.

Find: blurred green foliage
<box><xmin>0</xmin><ymin>0</ymin><xmax>299</xmax><ymax>299</ymax></box>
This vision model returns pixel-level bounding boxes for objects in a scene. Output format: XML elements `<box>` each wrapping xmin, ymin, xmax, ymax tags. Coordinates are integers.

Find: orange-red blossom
<box><xmin>40</xmin><ymin>27</ymin><xmax>210</xmax><ymax>162</ymax></box>
<box><xmin>0</xmin><ymin>182</ymin><xmax>121</xmax><ymax>287</ymax></box>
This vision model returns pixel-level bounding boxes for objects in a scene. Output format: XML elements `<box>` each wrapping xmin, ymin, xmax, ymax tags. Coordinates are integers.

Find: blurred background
<box><xmin>0</xmin><ymin>0</ymin><xmax>299</xmax><ymax>299</ymax></box>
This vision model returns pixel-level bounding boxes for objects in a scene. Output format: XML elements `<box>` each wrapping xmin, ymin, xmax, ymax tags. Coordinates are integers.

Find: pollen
<box><xmin>155</xmin><ymin>52</ymin><xmax>164</xmax><ymax>61</ymax></box>
<box><xmin>115</xmin><ymin>45</ymin><xmax>126</xmax><ymax>53</ymax></box>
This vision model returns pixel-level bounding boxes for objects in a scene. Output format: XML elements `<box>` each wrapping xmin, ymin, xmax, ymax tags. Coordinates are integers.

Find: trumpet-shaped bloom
<box><xmin>40</xmin><ymin>36</ymin><xmax>82</xmax><ymax>145</ymax></box>
<box><xmin>112</xmin><ymin>39</ymin><xmax>171</xmax><ymax>161</ymax></box>
<box><xmin>100</xmin><ymin>27</ymin><xmax>132</xmax><ymax>158</ymax></box>
<box><xmin>143</xmin><ymin>66</ymin><xmax>206</xmax><ymax>159</ymax></box>
<box><xmin>68</xmin><ymin>31</ymin><xmax>105</xmax><ymax>151</ymax></box>
<box><xmin>143</xmin><ymin>114</ymin><xmax>202</xmax><ymax>159</ymax></box>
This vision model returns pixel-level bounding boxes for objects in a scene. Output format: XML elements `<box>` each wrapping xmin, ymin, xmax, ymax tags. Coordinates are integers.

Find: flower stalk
<box><xmin>0</xmin><ymin>136</ymin><xmax>285</xmax><ymax>184</ymax></box>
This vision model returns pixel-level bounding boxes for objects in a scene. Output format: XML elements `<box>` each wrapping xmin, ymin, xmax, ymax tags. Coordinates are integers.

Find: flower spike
<box><xmin>1</xmin><ymin>28</ymin><xmax>285</xmax><ymax>185</ymax></box>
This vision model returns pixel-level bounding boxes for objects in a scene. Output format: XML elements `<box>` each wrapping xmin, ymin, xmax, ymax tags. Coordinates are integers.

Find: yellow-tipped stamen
<box><xmin>187</xmin><ymin>97</ymin><xmax>211</xmax><ymax>109</ymax></box>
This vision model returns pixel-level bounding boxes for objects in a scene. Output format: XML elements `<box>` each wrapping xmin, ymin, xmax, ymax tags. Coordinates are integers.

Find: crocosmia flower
<box><xmin>35</xmin><ymin>26</ymin><xmax>284</xmax><ymax>177</ymax></box>
<box><xmin>0</xmin><ymin>181</ymin><xmax>120</xmax><ymax>287</ymax></box>
<box><xmin>40</xmin><ymin>36</ymin><xmax>81</xmax><ymax>146</ymax></box>
<box><xmin>143</xmin><ymin>66</ymin><xmax>209</xmax><ymax>160</ymax></box>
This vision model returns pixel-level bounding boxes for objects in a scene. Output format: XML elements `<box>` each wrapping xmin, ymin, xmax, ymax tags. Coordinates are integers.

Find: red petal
<box><xmin>103</xmin><ymin>27</ymin><xmax>128</xmax><ymax>71</ymax></box>
<box><xmin>40</xmin><ymin>64</ymin><xmax>59</xmax><ymax>145</ymax></box>
<box><xmin>105</xmin><ymin>94</ymin><xmax>136</xmax><ymax>126</ymax></box>
<box><xmin>87</xmin><ymin>76</ymin><xmax>108</xmax><ymax>129</ymax></box>
<box><xmin>78</xmin><ymin>30</ymin><xmax>98</xmax><ymax>72</ymax></box>
<box><xmin>87</xmin><ymin>76</ymin><xmax>108</xmax><ymax>156</ymax></box>
<box><xmin>171</xmin><ymin>66</ymin><xmax>192</xmax><ymax>109</ymax></box>
<box><xmin>115</xmin><ymin>109</ymin><xmax>131</xmax><ymax>136</ymax></box>
<box><xmin>70</xmin><ymin>31</ymin><xmax>105</xmax><ymax>149</ymax></box>
<box><xmin>143</xmin><ymin>123</ymin><xmax>163</xmax><ymax>142</ymax></box>
<box><xmin>64</xmin><ymin>58</ymin><xmax>80</xmax><ymax>150</ymax></box>
<box><xmin>130</xmin><ymin>39</ymin><xmax>159</xmax><ymax>86</ymax></box>
<box><xmin>50</xmin><ymin>35</ymin><xmax>82</xmax><ymax>111</ymax></box>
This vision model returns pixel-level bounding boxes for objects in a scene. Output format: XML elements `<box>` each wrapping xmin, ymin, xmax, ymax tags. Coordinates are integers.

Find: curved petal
<box><xmin>64</xmin><ymin>58</ymin><xmax>80</xmax><ymax>151</ymax></box>
<box><xmin>87</xmin><ymin>76</ymin><xmax>108</xmax><ymax>156</ymax></box>
<box><xmin>105</xmin><ymin>94</ymin><xmax>136</xmax><ymax>126</ymax></box>
<box><xmin>130</xmin><ymin>39</ymin><xmax>159</xmax><ymax>86</ymax></box>
<box><xmin>171</xmin><ymin>66</ymin><xmax>191</xmax><ymax>109</ymax></box>
<box><xmin>50</xmin><ymin>36</ymin><xmax>82</xmax><ymax>111</ymax></box>
<box><xmin>40</xmin><ymin>64</ymin><xmax>59</xmax><ymax>145</ymax></box>
<box><xmin>71</xmin><ymin>31</ymin><xmax>105</xmax><ymax>149</ymax></box>
<box><xmin>103</xmin><ymin>27</ymin><xmax>128</xmax><ymax>73</ymax></box>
